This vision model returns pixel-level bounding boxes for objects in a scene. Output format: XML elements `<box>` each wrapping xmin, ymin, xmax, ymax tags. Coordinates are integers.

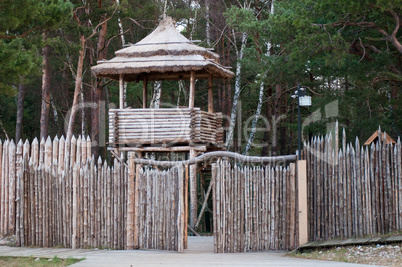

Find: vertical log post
<box><xmin>189</xmin><ymin>148</ymin><xmax>197</xmax><ymax>228</ymax></box>
<box><xmin>184</xmin><ymin>165</ymin><xmax>189</xmax><ymax>249</ymax></box>
<box><xmin>72</xmin><ymin>163</ymin><xmax>78</xmax><ymax>249</ymax></box>
<box><xmin>189</xmin><ymin>71</ymin><xmax>195</xmax><ymax>108</ymax></box>
<box><xmin>297</xmin><ymin>160</ymin><xmax>308</xmax><ymax>246</ymax></box>
<box><xmin>133</xmin><ymin>152</ymin><xmax>142</xmax><ymax>249</ymax></box>
<box><xmin>208</xmin><ymin>74</ymin><xmax>213</xmax><ymax>113</ymax></box>
<box><xmin>127</xmin><ymin>152</ymin><xmax>135</xmax><ymax>249</ymax></box>
<box><xmin>119</xmin><ymin>74</ymin><xmax>124</xmax><ymax>109</ymax></box>
<box><xmin>143</xmin><ymin>76</ymin><xmax>148</xmax><ymax>109</ymax></box>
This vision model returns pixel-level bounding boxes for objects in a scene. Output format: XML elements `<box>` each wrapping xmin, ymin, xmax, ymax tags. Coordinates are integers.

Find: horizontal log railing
<box><xmin>109</xmin><ymin>108</ymin><xmax>224</xmax><ymax>147</ymax></box>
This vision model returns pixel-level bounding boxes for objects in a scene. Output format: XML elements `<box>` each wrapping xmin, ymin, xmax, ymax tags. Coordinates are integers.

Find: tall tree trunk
<box><xmin>261</xmin><ymin>92</ymin><xmax>271</xmax><ymax>156</ymax></box>
<box><xmin>205</xmin><ymin>0</ymin><xmax>211</xmax><ymax>46</ymax></box>
<box><xmin>225</xmin><ymin>31</ymin><xmax>247</xmax><ymax>150</ymax></box>
<box><xmin>67</xmin><ymin>35</ymin><xmax>85</xmax><ymax>141</ymax></box>
<box><xmin>40</xmin><ymin>33</ymin><xmax>51</xmax><ymax>140</ymax></box>
<box><xmin>271</xmin><ymin>84</ymin><xmax>282</xmax><ymax>156</ymax></box>
<box><xmin>91</xmin><ymin>17</ymin><xmax>108</xmax><ymax>157</ymax></box>
<box><xmin>243</xmin><ymin>81</ymin><xmax>264</xmax><ymax>154</ymax></box>
<box><xmin>151</xmin><ymin>81</ymin><xmax>162</xmax><ymax>108</ymax></box>
<box><xmin>15</xmin><ymin>77</ymin><xmax>25</xmax><ymax>142</ymax></box>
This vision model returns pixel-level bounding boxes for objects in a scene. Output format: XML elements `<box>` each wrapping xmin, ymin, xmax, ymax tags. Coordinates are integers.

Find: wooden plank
<box><xmin>289</xmin><ymin>163</ymin><xmax>296</xmax><ymax>249</ymax></box>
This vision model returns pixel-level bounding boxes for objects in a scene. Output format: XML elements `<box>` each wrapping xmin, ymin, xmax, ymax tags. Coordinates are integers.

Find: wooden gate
<box><xmin>131</xmin><ymin>165</ymin><xmax>187</xmax><ymax>252</ymax></box>
<box><xmin>212</xmin><ymin>159</ymin><xmax>298</xmax><ymax>253</ymax></box>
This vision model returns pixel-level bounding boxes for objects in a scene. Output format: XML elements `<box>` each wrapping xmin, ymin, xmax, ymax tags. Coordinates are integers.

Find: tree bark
<box><xmin>91</xmin><ymin>17</ymin><xmax>108</xmax><ymax>157</ymax></box>
<box><xmin>243</xmin><ymin>81</ymin><xmax>264</xmax><ymax>154</ymax></box>
<box><xmin>40</xmin><ymin>33</ymin><xmax>51</xmax><ymax>140</ymax></box>
<box><xmin>67</xmin><ymin>35</ymin><xmax>85</xmax><ymax>141</ymax></box>
<box><xmin>205</xmin><ymin>0</ymin><xmax>211</xmax><ymax>46</ymax></box>
<box><xmin>225</xmin><ymin>31</ymin><xmax>247</xmax><ymax>150</ymax></box>
<box><xmin>150</xmin><ymin>81</ymin><xmax>162</xmax><ymax>108</ymax></box>
<box><xmin>15</xmin><ymin>77</ymin><xmax>25</xmax><ymax>142</ymax></box>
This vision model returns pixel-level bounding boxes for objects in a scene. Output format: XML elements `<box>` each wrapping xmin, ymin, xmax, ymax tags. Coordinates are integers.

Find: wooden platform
<box><xmin>296</xmin><ymin>235</ymin><xmax>402</xmax><ymax>253</ymax></box>
<box><xmin>109</xmin><ymin>108</ymin><xmax>223</xmax><ymax>148</ymax></box>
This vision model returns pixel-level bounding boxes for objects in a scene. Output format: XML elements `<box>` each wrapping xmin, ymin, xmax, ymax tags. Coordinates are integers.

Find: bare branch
<box><xmin>358</xmin><ymin>37</ymin><xmax>365</xmax><ymax>62</ymax></box>
<box><xmin>85</xmin><ymin>8</ymin><xmax>117</xmax><ymax>41</ymax></box>
<box><xmin>389</xmin><ymin>10</ymin><xmax>400</xmax><ymax>38</ymax></box>
<box><xmin>125</xmin><ymin>17</ymin><xmax>147</xmax><ymax>29</ymax></box>
<box><xmin>0</xmin><ymin>27</ymin><xmax>39</xmax><ymax>39</ymax></box>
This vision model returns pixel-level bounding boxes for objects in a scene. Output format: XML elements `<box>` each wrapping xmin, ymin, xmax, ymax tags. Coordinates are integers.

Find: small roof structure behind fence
<box><xmin>363</xmin><ymin>130</ymin><xmax>396</xmax><ymax>145</ymax></box>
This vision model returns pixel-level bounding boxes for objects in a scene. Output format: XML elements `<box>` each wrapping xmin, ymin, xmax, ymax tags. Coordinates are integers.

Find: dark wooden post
<box><xmin>208</xmin><ymin>74</ymin><xmax>213</xmax><ymax>113</ymax></box>
<box><xmin>143</xmin><ymin>76</ymin><xmax>148</xmax><ymax>109</ymax></box>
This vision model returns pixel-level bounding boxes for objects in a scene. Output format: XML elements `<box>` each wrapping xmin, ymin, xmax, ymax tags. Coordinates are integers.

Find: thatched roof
<box><xmin>92</xmin><ymin>16</ymin><xmax>234</xmax><ymax>81</ymax></box>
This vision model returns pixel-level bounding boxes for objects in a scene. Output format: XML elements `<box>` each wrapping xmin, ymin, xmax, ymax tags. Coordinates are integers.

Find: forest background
<box><xmin>0</xmin><ymin>0</ymin><xmax>401</xmax><ymax>158</ymax></box>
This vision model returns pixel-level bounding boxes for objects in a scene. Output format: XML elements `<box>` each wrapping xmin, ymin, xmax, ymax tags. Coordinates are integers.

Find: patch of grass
<box><xmin>0</xmin><ymin>255</ymin><xmax>83</xmax><ymax>267</ymax></box>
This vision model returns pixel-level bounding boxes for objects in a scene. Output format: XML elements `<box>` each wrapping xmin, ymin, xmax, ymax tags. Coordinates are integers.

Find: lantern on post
<box><xmin>292</xmin><ymin>84</ymin><xmax>312</xmax><ymax>157</ymax></box>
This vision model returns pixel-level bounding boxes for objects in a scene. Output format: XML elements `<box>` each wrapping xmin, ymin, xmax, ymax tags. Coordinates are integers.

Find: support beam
<box><xmin>189</xmin><ymin>148</ymin><xmax>197</xmax><ymax>228</ymax></box>
<box><xmin>143</xmin><ymin>76</ymin><xmax>148</xmax><ymax>109</ymax></box>
<box><xmin>297</xmin><ymin>160</ymin><xmax>308</xmax><ymax>246</ymax></box>
<box><xmin>208</xmin><ymin>74</ymin><xmax>213</xmax><ymax>113</ymax></box>
<box><xmin>195</xmin><ymin>176</ymin><xmax>214</xmax><ymax>230</ymax></box>
<box><xmin>119</xmin><ymin>74</ymin><xmax>124</xmax><ymax>109</ymax></box>
<box><xmin>189</xmin><ymin>71</ymin><xmax>195</xmax><ymax>108</ymax></box>
<box><xmin>107</xmin><ymin>146</ymin><xmax>207</xmax><ymax>152</ymax></box>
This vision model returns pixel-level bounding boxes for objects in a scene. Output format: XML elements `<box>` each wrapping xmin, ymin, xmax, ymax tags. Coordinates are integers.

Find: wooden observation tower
<box><xmin>92</xmin><ymin>16</ymin><xmax>234</xmax><ymax>228</ymax></box>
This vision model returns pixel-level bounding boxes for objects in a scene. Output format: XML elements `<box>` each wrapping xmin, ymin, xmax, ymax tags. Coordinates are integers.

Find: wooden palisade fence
<box><xmin>213</xmin><ymin>159</ymin><xmax>298</xmax><ymax>252</ymax></box>
<box><xmin>1</xmin><ymin>128</ymin><xmax>401</xmax><ymax>252</ymax></box>
<box><xmin>0</xmin><ymin>136</ymin><xmax>186</xmax><ymax>251</ymax></box>
<box><xmin>304</xmin><ymin>128</ymin><xmax>402</xmax><ymax>241</ymax></box>
<box><xmin>0</xmin><ymin>136</ymin><xmax>128</xmax><ymax>249</ymax></box>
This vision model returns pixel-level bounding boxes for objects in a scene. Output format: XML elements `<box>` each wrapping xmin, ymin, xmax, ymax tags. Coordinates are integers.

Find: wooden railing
<box><xmin>108</xmin><ymin>108</ymin><xmax>224</xmax><ymax>147</ymax></box>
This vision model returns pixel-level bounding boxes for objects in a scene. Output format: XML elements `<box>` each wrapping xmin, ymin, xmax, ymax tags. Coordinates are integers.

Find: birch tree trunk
<box><xmin>243</xmin><ymin>81</ymin><xmax>264</xmax><ymax>154</ymax></box>
<box><xmin>151</xmin><ymin>81</ymin><xmax>162</xmax><ymax>108</ymax></box>
<box><xmin>225</xmin><ymin>31</ymin><xmax>247</xmax><ymax>151</ymax></box>
<box><xmin>205</xmin><ymin>0</ymin><xmax>211</xmax><ymax>46</ymax></box>
<box><xmin>15</xmin><ymin>77</ymin><xmax>25</xmax><ymax>142</ymax></box>
<box><xmin>243</xmin><ymin>0</ymin><xmax>275</xmax><ymax>154</ymax></box>
<box><xmin>67</xmin><ymin>35</ymin><xmax>85</xmax><ymax>141</ymax></box>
